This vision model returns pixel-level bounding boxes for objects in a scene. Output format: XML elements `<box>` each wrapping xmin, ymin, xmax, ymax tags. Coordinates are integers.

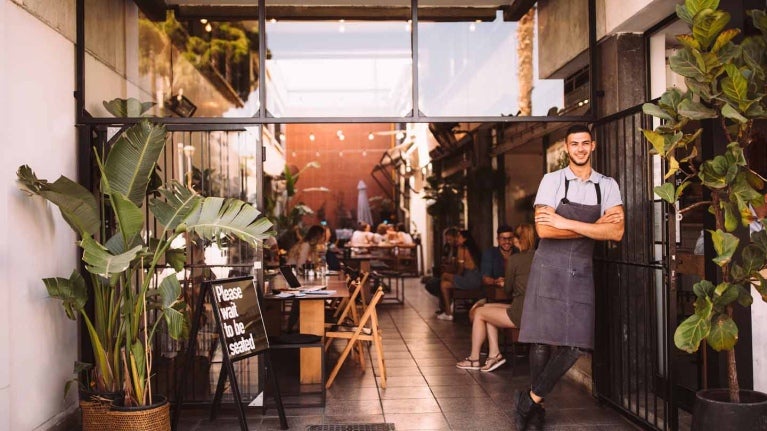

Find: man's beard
<box><xmin>571</xmin><ymin>153</ymin><xmax>591</xmax><ymax>166</ymax></box>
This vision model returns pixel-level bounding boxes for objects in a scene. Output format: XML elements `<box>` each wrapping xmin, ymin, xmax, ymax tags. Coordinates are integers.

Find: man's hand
<box><xmin>535</xmin><ymin>204</ymin><xmax>625</xmax><ymax>242</ymax></box>
<box><xmin>597</xmin><ymin>206</ymin><xmax>623</xmax><ymax>224</ymax></box>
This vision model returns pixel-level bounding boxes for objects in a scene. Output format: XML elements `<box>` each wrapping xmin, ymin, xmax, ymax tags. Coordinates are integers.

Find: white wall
<box><xmin>1</xmin><ymin>1</ymin><xmax>80</xmax><ymax>429</ymax></box>
<box><xmin>597</xmin><ymin>0</ymin><xmax>677</xmax><ymax>38</ymax></box>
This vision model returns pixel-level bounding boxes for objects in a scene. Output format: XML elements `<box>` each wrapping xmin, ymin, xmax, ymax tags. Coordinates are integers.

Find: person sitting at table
<box><xmin>286</xmin><ymin>224</ymin><xmax>327</xmax><ymax>270</ymax></box>
<box><xmin>374</xmin><ymin>223</ymin><xmax>390</xmax><ymax>244</ymax></box>
<box><xmin>350</xmin><ymin>221</ymin><xmax>374</xmax><ymax>247</ymax></box>
<box><xmin>424</xmin><ymin>227</ymin><xmax>459</xmax><ymax>314</ymax></box>
<box><xmin>437</xmin><ymin>229</ymin><xmax>482</xmax><ymax>321</ymax></box>
<box><xmin>396</xmin><ymin>223</ymin><xmax>414</xmax><ymax>245</ymax></box>
<box><xmin>285</xmin><ymin>224</ymin><xmax>327</xmax><ymax>332</ymax></box>
<box><xmin>481</xmin><ymin>224</ymin><xmax>517</xmax><ymax>292</ymax></box>
<box><xmin>456</xmin><ymin>224</ymin><xmax>536</xmax><ymax>371</ymax></box>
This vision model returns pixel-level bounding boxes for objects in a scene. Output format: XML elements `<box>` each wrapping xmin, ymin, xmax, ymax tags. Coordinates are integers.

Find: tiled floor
<box><xmin>177</xmin><ymin>278</ymin><xmax>641</xmax><ymax>430</ymax></box>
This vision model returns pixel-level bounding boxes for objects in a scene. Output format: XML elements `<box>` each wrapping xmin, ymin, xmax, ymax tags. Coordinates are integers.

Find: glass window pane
<box><xmin>265</xmin><ymin>1</ymin><xmax>412</xmax><ymax>118</ymax></box>
<box><xmin>85</xmin><ymin>7</ymin><xmax>263</xmax><ymax>118</ymax></box>
<box><xmin>417</xmin><ymin>1</ymin><xmax>589</xmax><ymax>117</ymax></box>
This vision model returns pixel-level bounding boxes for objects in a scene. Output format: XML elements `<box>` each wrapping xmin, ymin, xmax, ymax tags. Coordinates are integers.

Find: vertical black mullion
<box><xmin>76</xmin><ymin>0</ymin><xmax>85</xmax><ymax>123</ymax></box>
<box><xmin>588</xmin><ymin>0</ymin><xmax>598</xmax><ymax>122</ymax></box>
<box><xmin>411</xmin><ymin>0</ymin><xmax>419</xmax><ymax>118</ymax></box>
<box><xmin>258</xmin><ymin>0</ymin><xmax>266</xmax><ymax>118</ymax></box>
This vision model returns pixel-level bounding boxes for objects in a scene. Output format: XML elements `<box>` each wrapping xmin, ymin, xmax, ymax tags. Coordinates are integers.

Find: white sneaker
<box><xmin>436</xmin><ymin>312</ymin><xmax>454</xmax><ymax>321</ymax></box>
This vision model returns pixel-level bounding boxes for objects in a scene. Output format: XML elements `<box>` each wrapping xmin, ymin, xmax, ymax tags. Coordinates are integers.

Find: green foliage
<box><xmin>643</xmin><ymin>0</ymin><xmax>767</xmax><ymax>401</ymax></box>
<box><xmin>17</xmin><ymin>100</ymin><xmax>273</xmax><ymax>405</ymax></box>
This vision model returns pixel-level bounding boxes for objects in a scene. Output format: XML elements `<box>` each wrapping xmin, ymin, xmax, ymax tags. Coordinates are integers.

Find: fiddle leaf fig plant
<box><xmin>642</xmin><ymin>1</ymin><xmax>767</xmax><ymax>402</ymax></box>
<box><xmin>17</xmin><ymin>99</ymin><xmax>273</xmax><ymax>406</ymax></box>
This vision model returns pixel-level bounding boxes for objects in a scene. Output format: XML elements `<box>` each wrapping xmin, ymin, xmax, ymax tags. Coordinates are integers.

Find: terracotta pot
<box><xmin>107</xmin><ymin>395</ymin><xmax>170</xmax><ymax>431</ymax></box>
<box><xmin>691</xmin><ymin>389</ymin><xmax>767</xmax><ymax>431</ymax></box>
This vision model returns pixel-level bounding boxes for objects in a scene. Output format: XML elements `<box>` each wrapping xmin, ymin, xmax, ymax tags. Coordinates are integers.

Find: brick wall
<box><xmin>285</xmin><ymin>123</ymin><xmax>396</xmax><ymax>229</ymax></box>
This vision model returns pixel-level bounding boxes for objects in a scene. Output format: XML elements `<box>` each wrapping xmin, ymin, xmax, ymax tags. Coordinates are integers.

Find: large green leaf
<box><xmin>721</xmin><ymin>64</ymin><xmax>755</xmax><ymax>112</ymax></box>
<box><xmin>147</xmin><ymin>275</ymin><xmax>188</xmax><ymax>340</ymax></box>
<box><xmin>642</xmin><ymin>103</ymin><xmax>675</xmax><ymax>121</ymax></box>
<box><xmin>102</xmin><ymin>98</ymin><xmax>155</xmax><ymax>117</ymax></box>
<box><xmin>184</xmin><ymin>197</ymin><xmax>274</xmax><ymax>246</ymax></box>
<box><xmin>16</xmin><ymin>166</ymin><xmax>100</xmax><ymax>236</ymax></box>
<box><xmin>643</xmin><ymin>129</ymin><xmax>667</xmax><ymax>155</ymax></box>
<box><xmin>707</xmin><ymin>314</ymin><xmax>738</xmax><ymax>351</ymax></box>
<box><xmin>80</xmin><ymin>235</ymin><xmax>144</xmax><ymax>280</ymax></box>
<box><xmin>721</xmin><ymin>200</ymin><xmax>738</xmax><ymax>232</ymax></box>
<box><xmin>674</xmin><ymin>313</ymin><xmax>711</xmax><ymax>353</ymax></box>
<box><xmin>149</xmin><ymin>182</ymin><xmax>201</xmax><ymax>231</ymax></box>
<box><xmin>43</xmin><ymin>270</ymin><xmax>87</xmax><ymax>320</ymax></box>
<box><xmin>684</xmin><ymin>0</ymin><xmax>719</xmax><ymax>17</ymax></box>
<box><xmin>748</xmin><ymin>9</ymin><xmax>767</xmax><ymax>36</ymax></box>
<box><xmin>692</xmin><ymin>8</ymin><xmax>730</xmax><ymax>50</ymax></box>
<box><xmin>699</xmin><ymin>155</ymin><xmax>734</xmax><ymax>188</ymax></box>
<box><xmin>103</xmin><ymin>120</ymin><xmax>167</xmax><ymax>206</ymax></box>
<box><xmin>710</xmin><ymin>229</ymin><xmax>739</xmax><ymax>267</ymax></box>
<box><xmin>693</xmin><ymin>279</ymin><xmax>716</xmax><ymax>298</ymax></box>
<box><xmin>111</xmin><ymin>192</ymin><xmax>144</xmax><ymax>249</ymax></box>
<box><xmin>713</xmin><ymin>282</ymin><xmax>739</xmax><ymax>308</ymax></box>
<box><xmin>741</xmin><ymin>244</ymin><xmax>766</xmax><ymax>276</ymax></box>
<box><xmin>721</xmin><ymin>103</ymin><xmax>748</xmax><ymax>123</ymax></box>
<box><xmin>670</xmin><ymin>49</ymin><xmax>706</xmax><ymax>80</ymax></box>
<box><xmin>712</xmin><ymin>28</ymin><xmax>740</xmax><ymax>53</ymax></box>
<box><xmin>654</xmin><ymin>182</ymin><xmax>676</xmax><ymax>204</ymax></box>
<box><xmin>736</xmin><ymin>283</ymin><xmax>753</xmax><ymax>307</ymax></box>
<box><xmin>678</xmin><ymin>98</ymin><xmax>718</xmax><ymax>119</ymax></box>
<box><xmin>754</xmin><ymin>272</ymin><xmax>767</xmax><ymax>302</ymax></box>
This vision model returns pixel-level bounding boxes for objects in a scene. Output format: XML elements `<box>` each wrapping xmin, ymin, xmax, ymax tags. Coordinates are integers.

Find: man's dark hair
<box><xmin>566</xmin><ymin>124</ymin><xmax>593</xmax><ymax>140</ymax></box>
<box><xmin>497</xmin><ymin>224</ymin><xmax>514</xmax><ymax>235</ymax></box>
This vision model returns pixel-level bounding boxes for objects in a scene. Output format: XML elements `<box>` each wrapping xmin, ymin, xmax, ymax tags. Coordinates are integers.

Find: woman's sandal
<box><xmin>456</xmin><ymin>357</ymin><xmax>481</xmax><ymax>370</ymax></box>
<box><xmin>481</xmin><ymin>354</ymin><xmax>507</xmax><ymax>372</ymax></box>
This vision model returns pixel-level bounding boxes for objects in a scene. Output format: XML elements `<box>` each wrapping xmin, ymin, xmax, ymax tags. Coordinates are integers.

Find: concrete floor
<box><xmin>176</xmin><ymin>278</ymin><xmax>642</xmax><ymax>430</ymax></box>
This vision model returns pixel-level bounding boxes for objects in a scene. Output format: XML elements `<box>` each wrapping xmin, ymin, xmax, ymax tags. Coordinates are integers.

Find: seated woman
<box><xmin>456</xmin><ymin>224</ymin><xmax>536</xmax><ymax>372</ymax></box>
<box><xmin>437</xmin><ymin>229</ymin><xmax>482</xmax><ymax>321</ymax></box>
<box><xmin>286</xmin><ymin>224</ymin><xmax>327</xmax><ymax>270</ymax></box>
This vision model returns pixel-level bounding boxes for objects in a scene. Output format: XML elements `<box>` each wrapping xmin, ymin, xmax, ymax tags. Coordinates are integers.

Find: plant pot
<box><xmin>80</xmin><ymin>391</ymin><xmax>122</xmax><ymax>431</ymax></box>
<box><xmin>691</xmin><ymin>389</ymin><xmax>767</xmax><ymax>431</ymax></box>
<box><xmin>107</xmin><ymin>395</ymin><xmax>170</xmax><ymax>431</ymax></box>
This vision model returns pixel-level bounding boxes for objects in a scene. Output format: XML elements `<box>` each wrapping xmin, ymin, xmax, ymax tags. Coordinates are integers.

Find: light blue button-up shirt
<box><xmin>534</xmin><ymin>167</ymin><xmax>623</xmax><ymax>215</ymax></box>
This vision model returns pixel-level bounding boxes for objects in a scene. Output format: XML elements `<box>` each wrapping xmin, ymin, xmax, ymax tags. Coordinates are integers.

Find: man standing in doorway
<box><xmin>515</xmin><ymin>125</ymin><xmax>624</xmax><ymax>430</ymax></box>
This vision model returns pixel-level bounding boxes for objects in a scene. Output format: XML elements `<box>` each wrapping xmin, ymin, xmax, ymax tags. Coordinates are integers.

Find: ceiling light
<box><xmin>362</xmin><ymin>150</ymin><xmax>367</xmax><ymax>157</ymax></box>
<box><xmin>315</xmin><ymin>151</ymin><xmax>320</xmax><ymax>157</ymax></box>
<box><xmin>336</xmin><ymin>129</ymin><xmax>343</xmax><ymax>136</ymax></box>
<box><xmin>309</xmin><ymin>133</ymin><xmax>315</xmax><ymax>141</ymax></box>
<box><xmin>368</xmin><ymin>132</ymin><xmax>374</xmax><ymax>140</ymax></box>
<box><xmin>205</xmin><ymin>22</ymin><xmax>213</xmax><ymax>32</ymax></box>
<box><xmin>339</xmin><ymin>151</ymin><xmax>344</xmax><ymax>157</ymax></box>
<box><xmin>291</xmin><ymin>151</ymin><xmax>296</xmax><ymax>157</ymax></box>
<box><xmin>270</xmin><ymin>18</ymin><xmax>277</xmax><ymax>23</ymax></box>
<box><xmin>396</xmin><ymin>131</ymin><xmax>405</xmax><ymax>140</ymax></box>
<box><xmin>339</xmin><ymin>134</ymin><xmax>345</xmax><ymax>141</ymax></box>
<box><xmin>469</xmin><ymin>23</ymin><xmax>476</xmax><ymax>32</ymax></box>
<box><xmin>200</xmin><ymin>19</ymin><xmax>208</xmax><ymax>24</ymax></box>
<box><xmin>279</xmin><ymin>132</ymin><xmax>285</xmax><ymax>142</ymax></box>
<box><xmin>339</xmin><ymin>19</ymin><xmax>346</xmax><ymax>33</ymax></box>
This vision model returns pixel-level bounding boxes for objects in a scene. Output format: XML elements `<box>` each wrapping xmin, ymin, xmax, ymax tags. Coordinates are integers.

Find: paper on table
<box><xmin>304</xmin><ymin>290</ymin><xmax>336</xmax><ymax>295</ymax></box>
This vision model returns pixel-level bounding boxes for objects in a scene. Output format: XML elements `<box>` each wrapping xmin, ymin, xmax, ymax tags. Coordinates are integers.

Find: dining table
<box><xmin>264</xmin><ymin>273</ymin><xmax>349</xmax><ymax>384</ymax></box>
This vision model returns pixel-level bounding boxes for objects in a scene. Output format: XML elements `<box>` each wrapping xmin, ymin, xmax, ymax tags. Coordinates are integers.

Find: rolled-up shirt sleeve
<box><xmin>600</xmin><ymin>176</ymin><xmax>623</xmax><ymax>214</ymax></box>
<box><xmin>533</xmin><ymin>171</ymin><xmax>561</xmax><ymax>208</ymax></box>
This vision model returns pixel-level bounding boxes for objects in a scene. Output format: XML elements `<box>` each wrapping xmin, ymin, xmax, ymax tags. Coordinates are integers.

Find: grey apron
<box><xmin>518</xmin><ymin>179</ymin><xmax>602</xmax><ymax>350</ymax></box>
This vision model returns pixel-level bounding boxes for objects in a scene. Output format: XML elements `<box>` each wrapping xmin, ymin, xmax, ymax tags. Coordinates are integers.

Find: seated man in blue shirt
<box><xmin>481</xmin><ymin>225</ymin><xmax>517</xmax><ymax>291</ymax></box>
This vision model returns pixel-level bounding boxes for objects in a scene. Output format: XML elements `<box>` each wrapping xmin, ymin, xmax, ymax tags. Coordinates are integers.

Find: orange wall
<box><xmin>285</xmin><ymin>123</ymin><xmax>396</xmax><ymax>229</ymax></box>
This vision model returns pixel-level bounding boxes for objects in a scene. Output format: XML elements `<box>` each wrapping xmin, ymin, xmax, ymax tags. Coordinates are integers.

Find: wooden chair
<box><xmin>325</xmin><ymin>278</ymin><xmax>367</xmax><ymax>366</ymax></box>
<box><xmin>324</xmin><ymin>287</ymin><xmax>386</xmax><ymax>389</ymax></box>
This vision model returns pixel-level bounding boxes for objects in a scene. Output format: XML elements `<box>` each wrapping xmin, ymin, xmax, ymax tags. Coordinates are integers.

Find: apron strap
<box><xmin>561</xmin><ymin>175</ymin><xmax>602</xmax><ymax>206</ymax></box>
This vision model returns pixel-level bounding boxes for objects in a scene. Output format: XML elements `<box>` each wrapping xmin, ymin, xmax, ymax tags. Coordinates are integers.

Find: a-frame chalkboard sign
<box><xmin>172</xmin><ymin>275</ymin><xmax>288</xmax><ymax>430</ymax></box>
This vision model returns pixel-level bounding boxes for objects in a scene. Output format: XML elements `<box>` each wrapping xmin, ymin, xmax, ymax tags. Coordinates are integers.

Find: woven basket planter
<box><xmin>80</xmin><ymin>391</ymin><xmax>122</xmax><ymax>431</ymax></box>
<box><xmin>106</xmin><ymin>395</ymin><xmax>171</xmax><ymax>431</ymax></box>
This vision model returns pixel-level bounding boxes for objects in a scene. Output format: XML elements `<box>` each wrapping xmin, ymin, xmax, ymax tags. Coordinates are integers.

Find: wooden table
<box><xmin>264</xmin><ymin>276</ymin><xmax>349</xmax><ymax>384</ymax></box>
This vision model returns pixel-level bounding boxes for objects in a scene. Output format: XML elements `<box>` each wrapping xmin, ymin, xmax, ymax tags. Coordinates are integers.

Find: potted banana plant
<box><xmin>17</xmin><ymin>99</ymin><xmax>273</xmax><ymax>428</ymax></box>
<box><xmin>642</xmin><ymin>1</ymin><xmax>767</xmax><ymax>429</ymax></box>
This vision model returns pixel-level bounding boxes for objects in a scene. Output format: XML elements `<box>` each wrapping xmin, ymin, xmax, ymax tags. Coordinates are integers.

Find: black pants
<box><xmin>529</xmin><ymin>343</ymin><xmax>583</xmax><ymax>398</ymax></box>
